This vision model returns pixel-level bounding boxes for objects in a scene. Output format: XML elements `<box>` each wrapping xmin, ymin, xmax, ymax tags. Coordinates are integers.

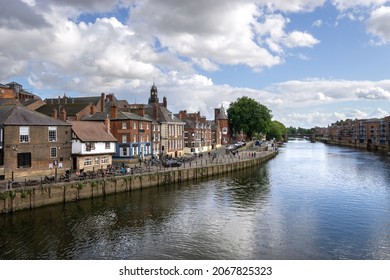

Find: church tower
<box><xmin>148</xmin><ymin>83</ymin><xmax>159</xmax><ymax>104</ymax></box>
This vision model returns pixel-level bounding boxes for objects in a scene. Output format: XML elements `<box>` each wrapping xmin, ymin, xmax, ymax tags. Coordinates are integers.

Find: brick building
<box><xmin>178</xmin><ymin>110</ymin><xmax>212</xmax><ymax>154</ymax></box>
<box><xmin>214</xmin><ymin>106</ymin><xmax>230</xmax><ymax>147</ymax></box>
<box><xmin>83</xmin><ymin>103</ymin><xmax>153</xmax><ymax>160</ymax></box>
<box><xmin>145</xmin><ymin>84</ymin><xmax>185</xmax><ymax>158</ymax></box>
<box><xmin>0</xmin><ymin>104</ymin><xmax>72</xmax><ymax>180</ymax></box>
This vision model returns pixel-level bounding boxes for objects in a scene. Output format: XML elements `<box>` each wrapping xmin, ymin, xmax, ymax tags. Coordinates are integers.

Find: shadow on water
<box><xmin>0</xmin><ymin>166</ymin><xmax>272</xmax><ymax>260</ymax></box>
<box><xmin>2</xmin><ymin>144</ymin><xmax>390</xmax><ymax>260</ymax></box>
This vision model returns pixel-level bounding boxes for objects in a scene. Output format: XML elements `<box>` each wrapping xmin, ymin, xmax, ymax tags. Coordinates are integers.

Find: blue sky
<box><xmin>1</xmin><ymin>0</ymin><xmax>390</xmax><ymax>128</ymax></box>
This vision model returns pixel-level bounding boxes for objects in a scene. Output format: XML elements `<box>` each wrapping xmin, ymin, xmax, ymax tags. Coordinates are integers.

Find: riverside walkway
<box><xmin>0</xmin><ymin>143</ymin><xmax>278</xmax><ymax>213</ymax></box>
<box><xmin>1</xmin><ymin>142</ymin><xmax>274</xmax><ymax>192</ymax></box>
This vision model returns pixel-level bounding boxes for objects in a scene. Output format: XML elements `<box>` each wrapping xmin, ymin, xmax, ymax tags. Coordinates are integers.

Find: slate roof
<box><xmin>82</xmin><ymin>110</ymin><xmax>153</xmax><ymax>122</ymax></box>
<box><xmin>145</xmin><ymin>105</ymin><xmax>185</xmax><ymax>124</ymax></box>
<box><xmin>0</xmin><ymin>104</ymin><xmax>70</xmax><ymax>126</ymax></box>
<box><xmin>36</xmin><ymin>96</ymin><xmax>102</xmax><ymax>116</ymax></box>
<box><xmin>216</xmin><ymin>106</ymin><xmax>228</xmax><ymax>120</ymax></box>
<box><xmin>71</xmin><ymin>121</ymin><xmax>117</xmax><ymax>142</ymax></box>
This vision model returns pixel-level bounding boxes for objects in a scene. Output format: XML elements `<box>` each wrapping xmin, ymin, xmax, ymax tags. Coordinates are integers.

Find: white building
<box><xmin>71</xmin><ymin>120</ymin><xmax>117</xmax><ymax>172</ymax></box>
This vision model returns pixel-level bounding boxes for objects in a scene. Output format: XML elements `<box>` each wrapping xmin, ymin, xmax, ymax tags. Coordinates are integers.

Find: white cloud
<box><xmin>356</xmin><ymin>87</ymin><xmax>390</xmax><ymax>99</ymax></box>
<box><xmin>262</xmin><ymin>0</ymin><xmax>326</xmax><ymax>12</ymax></box>
<box><xmin>284</xmin><ymin>31</ymin><xmax>320</xmax><ymax>48</ymax></box>
<box><xmin>312</xmin><ymin>19</ymin><xmax>323</xmax><ymax>27</ymax></box>
<box><xmin>332</xmin><ymin>0</ymin><xmax>388</xmax><ymax>11</ymax></box>
<box><xmin>1</xmin><ymin>0</ymin><xmax>390</xmax><ymax>130</ymax></box>
<box><xmin>367</xmin><ymin>5</ymin><xmax>390</xmax><ymax>43</ymax></box>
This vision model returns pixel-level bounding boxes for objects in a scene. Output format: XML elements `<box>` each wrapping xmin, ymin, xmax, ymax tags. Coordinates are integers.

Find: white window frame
<box><xmin>48</xmin><ymin>126</ymin><xmax>57</xmax><ymax>142</ymax></box>
<box><xmin>50</xmin><ymin>147</ymin><xmax>57</xmax><ymax>158</ymax></box>
<box><xmin>84</xmin><ymin>158</ymin><xmax>92</xmax><ymax>166</ymax></box>
<box><xmin>19</xmin><ymin>126</ymin><xmax>30</xmax><ymax>143</ymax></box>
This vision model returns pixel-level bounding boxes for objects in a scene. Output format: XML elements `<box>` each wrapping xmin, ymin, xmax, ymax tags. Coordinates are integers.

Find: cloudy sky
<box><xmin>1</xmin><ymin>0</ymin><xmax>390</xmax><ymax>128</ymax></box>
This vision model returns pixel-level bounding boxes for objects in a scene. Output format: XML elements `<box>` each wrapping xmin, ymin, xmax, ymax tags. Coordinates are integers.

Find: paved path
<box><xmin>0</xmin><ymin>142</ymin><xmax>276</xmax><ymax>192</ymax></box>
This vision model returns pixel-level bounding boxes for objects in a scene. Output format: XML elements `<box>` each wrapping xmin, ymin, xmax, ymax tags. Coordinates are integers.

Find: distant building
<box><xmin>37</xmin><ymin>93</ymin><xmax>106</xmax><ymax>121</ymax></box>
<box><xmin>0</xmin><ymin>82</ymin><xmax>44</xmax><ymax>110</ymax></box>
<box><xmin>0</xmin><ymin>82</ymin><xmax>41</xmax><ymax>101</ymax></box>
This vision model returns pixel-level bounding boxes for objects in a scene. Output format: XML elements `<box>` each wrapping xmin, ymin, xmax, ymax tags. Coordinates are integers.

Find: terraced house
<box><xmin>145</xmin><ymin>84</ymin><xmax>185</xmax><ymax>158</ymax></box>
<box><xmin>83</xmin><ymin>103</ymin><xmax>153</xmax><ymax>160</ymax></box>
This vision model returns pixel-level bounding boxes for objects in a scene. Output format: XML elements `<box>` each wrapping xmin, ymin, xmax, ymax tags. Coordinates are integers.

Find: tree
<box><xmin>227</xmin><ymin>96</ymin><xmax>272</xmax><ymax>140</ymax></box>
<box><xmin>267</xmin><ymin>120</ymin><xmax>287</xmax><ymax>141</ymax></box>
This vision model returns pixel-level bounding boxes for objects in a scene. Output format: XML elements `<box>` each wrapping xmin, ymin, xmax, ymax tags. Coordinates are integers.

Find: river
<box><xmin>1</xmin><ymin>141</ymin><xmax>389</xmax><ymax>260</ymax></box>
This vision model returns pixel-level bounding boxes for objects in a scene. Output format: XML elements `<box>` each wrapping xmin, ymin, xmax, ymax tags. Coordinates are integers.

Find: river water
<box><xmin>1</xmin><ymin>141</ymin><xmax>389</xmax><ymax>260</ymax></box>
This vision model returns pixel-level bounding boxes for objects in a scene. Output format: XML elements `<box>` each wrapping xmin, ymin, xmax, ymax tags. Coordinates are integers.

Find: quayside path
<box><xmin>0</xmin><ymin>142</ymin><xmax>278</xmax><ymax>213</ymax></box>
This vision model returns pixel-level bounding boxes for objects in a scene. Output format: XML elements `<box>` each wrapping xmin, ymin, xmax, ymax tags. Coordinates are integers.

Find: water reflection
<box><xmin>1</xmin><ymin>142</ymin><xmax>390</xmax><ymax>259</ymax></box>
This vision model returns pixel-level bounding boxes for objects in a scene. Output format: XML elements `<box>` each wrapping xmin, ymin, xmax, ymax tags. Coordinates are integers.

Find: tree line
<box><xmin>226</xmin><ymin>96</ymin><xmax>312</xmax><ymax>142</ymax></box>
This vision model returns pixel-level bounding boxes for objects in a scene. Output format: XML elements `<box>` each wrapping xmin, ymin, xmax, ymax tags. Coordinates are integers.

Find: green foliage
<box><xmin>72</xmin><ymin>182</ymin><xmax>84</xmax><ymax>191</ymax></box>
<box><xmin>227</xmin><ymin>96</ymin><xmax>272</xmax><ymax>139</ymax></box>
<box><xmin>267</xmin><ymin>120</ymin><xmax>287</xmax><ymax>141</ymax></box>
<box><xmin>0</xmin><ymin>192</ymin><xmax>10</xmax><ymax>200</ymax></box>
<box><xmin>286</xmin><ymin>126</ymin><xmax>312</xmax><ymax>135</ymax></box>
<box><xmin>21</xmin><ymin>190</ymin><xmax>28</xmax><ymax>199</ymax></box>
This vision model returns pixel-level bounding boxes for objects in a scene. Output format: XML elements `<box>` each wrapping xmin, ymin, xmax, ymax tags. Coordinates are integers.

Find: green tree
<box><xmin>267</xmin><ymin>120</ymin><xmax>287</xmax><ymax>141</ymax></box>
<box><xmin>227</xmin><ymin>96</ymin><xmax>272</xmax><ymax>140</ymax></box>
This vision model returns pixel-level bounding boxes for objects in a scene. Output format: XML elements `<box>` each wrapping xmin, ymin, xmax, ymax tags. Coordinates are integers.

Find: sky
<box><xmin>1</xmin><ymin>0</ymin><xmax>390</xmax><ymax>128</ymax></box>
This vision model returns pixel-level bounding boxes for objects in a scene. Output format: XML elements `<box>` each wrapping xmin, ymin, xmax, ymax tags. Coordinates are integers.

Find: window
<box><xmin>48</xmin><ymin>127</ymin><xmax>57</xmax><ymax>142</ymax></box>
<box><xmin>121</xmin><ymin>147</ymin><xmax>128</xmax><ymax>156</ymax></box>
<box><xmin>101</xmin><ymin>157</ymin><xmax>108</xmax><ymax>164</ymax></box>
<box><xmin>140</xmin><ymin>122</ymin><xmax>143</xmax><ymax>129</ymax></box>
<box><xmin>105</xmin><ymin>142</ymin><xmax>110</xmax><ymax>149</ymax></box>
<box><xmin>122</xmin><ymin>122</ymin><xmax>127</xmax><ymax>129</ymax></box>
<box><xmin>122</xmin><ymin>135</ymin><xmax>127</xmax><ymax>143</ymax></box>
<box><xmin>19</xmin><ymin>127</ymin><xmax>29</xmax><ymax>143</ymax></box>
<box><xmin>95</xmin><ymin>157</ymin><xmax>100</xmax><ymax>165</ymax></box>
<box><xmin>84</xmin><ymin>158</ymin><xmax>92</xmax><ymax>166</ymax></box>
<box><xmin>17</xmin><ymin>153</ymin><xmax>31</xmax><ymax>168</ymax></box>
<box><xmin>133</xmin><ymin>122</ymin><xmax>137</xmax><ymax>129</ymax></box>
<box><xmin>222</xmin><ymin>127</ymin><xmax>228</xmax><ymax>134</ymax></box>
<box><xmin>133</xmin><ymin>135</ymin><xmax>136</xmax><ymax>143</ymax></box>
<box><xmin>50</xmin><ymin>147</ymin><xmax>57</xmax><ymax>158</ymax></box>
<box><xmin>86</xmin><ymin>142</ymin><xmax>95</xmax><ymax>151</ymax></box>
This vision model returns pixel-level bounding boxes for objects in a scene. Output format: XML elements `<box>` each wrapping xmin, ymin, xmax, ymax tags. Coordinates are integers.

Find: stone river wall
<box><xmin>0</xmin><ymin>151</ymin><xmax>277</xmax><ymax>214</ymax></box>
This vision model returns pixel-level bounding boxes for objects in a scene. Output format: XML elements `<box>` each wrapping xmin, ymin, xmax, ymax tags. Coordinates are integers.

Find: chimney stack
<box><xmin>100</xmin><ymin>93</ymin><xmax>105</xmax><ymax>112</ymax></box>
<box><xmin>163</xmin><ymin>96</ymin><xmax>167</xmax><ymax>108</ymax></box>
<box><xmin>90</xmin><ymin>105</ymin><xmax>96</xmax><ymax>115</ymax></box>
<box><xmin>110</xmin><ymin>104</ymin><xmax>118</xmax><ymax>119</ymax></box>
<box><xmin>179</xmin><ymin>110</ymin><xmax>187</xmax><ymax>119</ymax></box>
<box><xmin>104</xmin><ymin>115</ymin><xmax>111</xmax><ymax>133</ymax></box>
<box><xmin>52</xmin><ymin>108</ymin><xmax>57</xmax><ymax>119</ymax></box>
<box><xmin>60</xmin><ymin>107</ymin><xmax>66</xmax><ymax>121</ymax></box>
<box><xmin>138</xmin><ymin>105</ymin><xmax>145</xmax><ymax>117</ymax></box>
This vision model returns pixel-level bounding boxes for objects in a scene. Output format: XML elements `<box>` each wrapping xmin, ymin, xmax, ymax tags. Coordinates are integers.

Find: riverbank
<box><xmin>0</xmin><ymin>148</ymin><xmax>277</xmax><ymax>214</ymax></box>
<box><xmin>320</xmin><ymin>138</ymin><xmax>390</xmax><ymax>153</ymax></box>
